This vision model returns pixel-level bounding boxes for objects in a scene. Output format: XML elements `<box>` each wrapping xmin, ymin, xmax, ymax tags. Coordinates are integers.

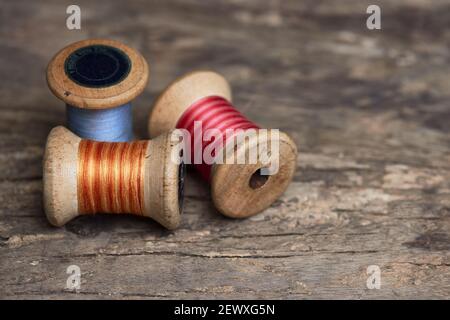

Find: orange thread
<box><xmin>77</xmin><ymin>140</ymin><xmax>149</xmax><ymax>215</ymax></box>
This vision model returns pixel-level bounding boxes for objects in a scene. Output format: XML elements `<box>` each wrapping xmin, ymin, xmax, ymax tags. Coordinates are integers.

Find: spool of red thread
<box><xmin>148</xmin><ymin>71</ymin><xmax>297</xmax><ymax>218</ymax></box>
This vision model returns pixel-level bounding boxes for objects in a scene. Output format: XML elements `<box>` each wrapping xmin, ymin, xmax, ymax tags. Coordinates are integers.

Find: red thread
<box><xmin>176</xmin><ymin>96</ymin><xmax>259</xmax><ymax>180</ymax></box>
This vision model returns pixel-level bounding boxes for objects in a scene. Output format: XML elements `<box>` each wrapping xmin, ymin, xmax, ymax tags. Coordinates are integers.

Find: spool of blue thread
<box><xmin>66</xmin><ymin>103</ymin><xmax>133</xmax><ymax>142</ymax></box>
<box><xmin>47</xmin><ymin>39</ymin><xmax>149</xmax><ymax>142</ymax></box>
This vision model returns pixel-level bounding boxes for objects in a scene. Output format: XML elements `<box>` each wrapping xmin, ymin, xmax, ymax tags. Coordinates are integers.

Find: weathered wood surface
<box><xmin>0</xmin><ymin>0</ymin><xmax>449</xmax><ymax>299</ymax></box>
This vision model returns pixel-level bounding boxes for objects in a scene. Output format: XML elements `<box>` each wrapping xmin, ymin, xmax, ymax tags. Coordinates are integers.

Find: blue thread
<box><xmin>66</xmin><ymin>104</ymin><xmax>134</xmax><ymax>142</ymax></box>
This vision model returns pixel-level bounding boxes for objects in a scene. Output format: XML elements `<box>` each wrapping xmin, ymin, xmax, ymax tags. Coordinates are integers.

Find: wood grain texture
<box><xmin>0</xmin><ymin>0</ymin><xmax>449</xmax><ymax>299</ymax></box>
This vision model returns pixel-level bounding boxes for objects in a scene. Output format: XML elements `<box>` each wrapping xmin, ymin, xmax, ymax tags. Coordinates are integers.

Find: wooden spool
<box><xmin>46</xmin><ymin>38</ymin><xmax>148</xmax><ymax>109</ymax></box>
<box><xmin>148</xmin><ymin>71</ymin><xmax>297</xmax><ymax>218</ymax></box>
<box><xmin>43</xmin><ymin>126</ymin><xmax>184</xmax><ymax>229</ymax></box>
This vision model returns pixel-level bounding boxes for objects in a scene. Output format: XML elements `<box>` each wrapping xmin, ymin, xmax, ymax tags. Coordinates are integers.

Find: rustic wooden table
<box><xmin>1</xmin><ymin>0</ymin><xmax>449</xmax><ymax>299</ymax></box>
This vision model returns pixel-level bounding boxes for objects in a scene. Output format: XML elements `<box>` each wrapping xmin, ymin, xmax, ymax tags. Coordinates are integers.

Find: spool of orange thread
<box><xmin>148</xmin><ymin>71</ymin><xmax>297</xmax><ymax>218</ymax></box>
<box><xmin>43</xmin><ymin>126</ymin><xmax>184</xmax><ymax>229</ymax></box>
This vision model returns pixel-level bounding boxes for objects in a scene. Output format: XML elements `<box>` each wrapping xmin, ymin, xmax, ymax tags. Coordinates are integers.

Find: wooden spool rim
<box><xmin>43</xmin><ymin>126</ymin><xmax>80</xmax><ymax>227</ymax></box>
<box><xmin>148</xmin><ymin>70</ymin><xmax>232</xmax><ymax>138</ymax></box>
<box><xmin>211</xmin><ymin>130</ymin><xmax>298</xmax><ymax>218</ymax></box>
<box><xmin>47</xmin><ymin>39</ymin><xmax>149</xmax><ymax>109</ymax></box>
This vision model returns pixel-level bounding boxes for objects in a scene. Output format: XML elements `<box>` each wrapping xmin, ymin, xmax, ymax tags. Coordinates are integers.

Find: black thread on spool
<box><xmin>64</xmin><ymin>45</ymin><xmax>131</xmax><ymax>88</ymax></box>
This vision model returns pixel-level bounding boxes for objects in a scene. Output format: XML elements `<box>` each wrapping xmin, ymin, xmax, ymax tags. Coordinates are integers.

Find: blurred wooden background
<box><xmin>0</xmin><ymin>0</ymin><xmax>449</xmax><ymax>299</ymax></box>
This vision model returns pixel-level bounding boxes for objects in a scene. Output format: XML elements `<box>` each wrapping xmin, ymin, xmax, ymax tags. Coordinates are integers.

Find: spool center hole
<box><xmin>249</xmin><ymin>168</ymin><xmax>269</xmax><ymax>189</ymax></box>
